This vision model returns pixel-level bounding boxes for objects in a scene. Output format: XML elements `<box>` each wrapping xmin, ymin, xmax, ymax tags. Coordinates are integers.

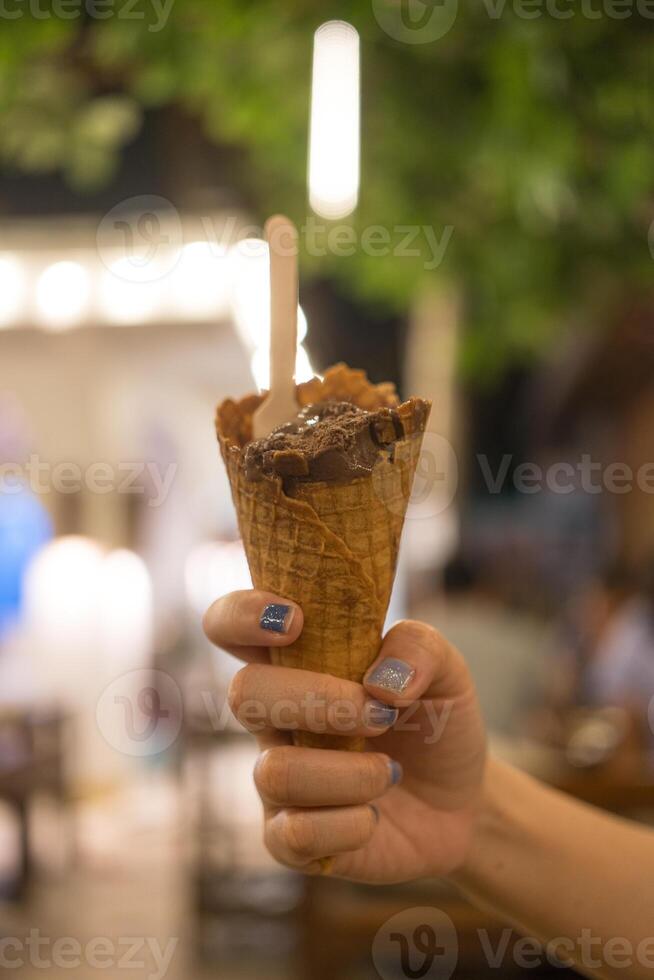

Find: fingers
<box><xmin>228</xmin><ymin>663</ymin><xmax>399</xmax><ymax>740</ymax></box>
<box><xmin>254</xmin><ymin>745</ymin><xmax>401</xmax><ymax>807</ymax></box>
<box><xmin>363</xmin><ymin>620</ymin><xmax>473</xmax><ymax>708</ymax></box>
<box><xmin>203</xmin><ymin>590</ymin><xmax>303</xmax><ymax>661</ymax></box>
<box><xmin>265</xmin><ymin>804</ymin><xmax>378</xmax><ymax>869</ymax></box>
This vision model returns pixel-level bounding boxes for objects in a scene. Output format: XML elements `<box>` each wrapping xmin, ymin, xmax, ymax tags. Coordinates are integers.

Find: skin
<box><xmin>204</xmin><ymin>590</ymin><xmax>654</xmax><ymax>980</ymax></box>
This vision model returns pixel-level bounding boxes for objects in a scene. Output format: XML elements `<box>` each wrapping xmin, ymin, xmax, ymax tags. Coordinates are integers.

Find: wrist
<box><xmin>451</xmin><ymin>755</ymin><xmax>520</xmax><ymax>886</ymax></box>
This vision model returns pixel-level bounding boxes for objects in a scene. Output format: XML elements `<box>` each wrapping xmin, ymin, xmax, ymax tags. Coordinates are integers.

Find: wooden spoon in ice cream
<box><xmin>252</xmin><ymin>215</ymin><xmax>299</xmax><ymax>439</ymax></box>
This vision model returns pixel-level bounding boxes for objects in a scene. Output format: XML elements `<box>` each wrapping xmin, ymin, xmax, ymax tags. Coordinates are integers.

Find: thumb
<box><xmin>362</xmin><ymin>620</ymin><xmax>473</xmax><ymax>708</ymax></box>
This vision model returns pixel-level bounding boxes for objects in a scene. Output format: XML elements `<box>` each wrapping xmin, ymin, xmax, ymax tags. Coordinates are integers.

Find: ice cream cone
<box><xmin>216</xmin><ymin>364</ymin><xmax>431</xmax><ymax>750</ymax></box>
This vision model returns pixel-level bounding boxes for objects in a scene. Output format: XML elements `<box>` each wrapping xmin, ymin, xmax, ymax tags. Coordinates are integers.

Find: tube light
<box><xmin>35</xmin><ymin>261</ymin><xmax>91</xmax><ymax>331</ymax></box>
<box><xmin>170</xmin><ymin>241</ymin><xmax>229</xmax><ymax>320</ymax></box>
<box><xmin>98</xmin><ymin>257</ymin><xmax>163</xmax><ymax>325</ymax></box>
<box><xmin>229</xmin><ymin>239</ymin><xmax>307</xmax><ymax>349</ymax></box>
<box><xmin>308</xmin><ymin>21</ymin><xmax>360</xmax><ymax>220</ymax></box>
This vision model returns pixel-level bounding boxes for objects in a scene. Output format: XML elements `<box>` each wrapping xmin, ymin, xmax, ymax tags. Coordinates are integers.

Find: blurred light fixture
<box><xmin>229</xmin><ymin>238</ymin><xmax>310</xmax><ymax>390</ymax></box>
<box><xmin>24</xmin><ymin>536</ymin><xmax>106</xmax><ymax>664</ymax></box>
<box><xmin>0</xmin><ymin>256</ymin><xmax>25</xmax><ymax>328</ymax></box>
<box><xmin>250</xmin><ymin>343</ymin><xmax>314</xmax><ymax>392</ymax></box>
<box><xmin>0</xmin><ymin>223</ymin><xmax>312</xmax><ymax>353</ymax></box>
<box><xmin>97</xmin><ymin>549</ymin><xmax>152</xmax><ymax>667</ymax></box>
<box><xmin>25</xmin><ymin>537</ymin><xmax>154</xmax><ymax>681</ymax></box>
<box><xmin>228</xmin><ymin>239</ymin><xmax>272</xmax><ymax>349</ymax></box>
<box><xmin>184</xmin><ymin>540</ymin><xmax>252</xmax><ymax>615</ymax></box>
<box><xmin>98</xmin><ymin>258</ymin><xmax>163</xmax><ymax>325</ymax></box>
<box><xmin>35</xmin><ymin>260</ymin><xmax>91</xmax><ymax>331</ymax></box>
<box><xmin>24</xmin><ymin>537</ymin><xmax>154</xmax><ymax>785</ymax></box>
<box><xmin>230</xmin><ymin>241</ymin><xmax>307</xmax><ymax>346</ymax></box>
<box><xmin>170</xmin><ymin>241</ymin><xmax>229</xmax><ymax>320</ymax></box>
<box><xmin>308</xmin><ymin>21</ymin><xmax>360</xmax><ymax>220</ymax></box>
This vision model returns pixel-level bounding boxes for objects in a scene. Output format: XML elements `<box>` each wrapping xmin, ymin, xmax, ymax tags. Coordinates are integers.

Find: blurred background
<box><xmin>1</xmin><ymin>4</ymin><xmax>654</xmax><ymax>978</ymax></box>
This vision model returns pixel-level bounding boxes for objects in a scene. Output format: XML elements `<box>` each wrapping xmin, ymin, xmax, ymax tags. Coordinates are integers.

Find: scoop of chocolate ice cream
<box><xmin>244</xmin><ymin>398</ymin><xmax>427</xmax><ymax>484</ymax></box>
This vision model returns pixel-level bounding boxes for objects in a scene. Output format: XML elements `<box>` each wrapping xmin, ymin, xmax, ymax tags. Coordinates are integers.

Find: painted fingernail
<box><xmin>369</xmin><ymin>804</ymin><xmax>380</xmax><ymax>823</ymax></box>
<box><xmin>260</xmin><ymin>603</ymin><xmax>294</xmax><ymax>634</ymax></box>
<box><xmin>388</xmin><ymin>760</ymin><xmax>403</xmax><ymax>786</ymax></box>
<box><xmin>366</xmin><ymin>658</ymin><xmax>415</xmax><ymax>693</ymax></box>
<box><xmin>364</xmin><ymin>700</ymin><xmax>399</xmax><ymax>728</ymax></box>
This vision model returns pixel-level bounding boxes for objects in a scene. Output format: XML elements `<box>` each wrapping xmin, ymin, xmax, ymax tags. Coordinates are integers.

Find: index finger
<box><xmin>203</xmin><ymin>589</ymin><xmax>304</xmax><ymax>662</ymax></box>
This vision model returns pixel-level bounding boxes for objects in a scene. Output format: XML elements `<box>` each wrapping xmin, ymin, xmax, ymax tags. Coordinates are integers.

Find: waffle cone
<box><xmin>216</xmin><ymin>364</ymin><xmax>431</xmax><ymax>750</ymax></box>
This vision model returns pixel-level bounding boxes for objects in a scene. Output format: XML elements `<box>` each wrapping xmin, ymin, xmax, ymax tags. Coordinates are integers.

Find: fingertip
<box><xmin>259</xmin><ymin>599</ymin><xmax>303</xmax><ymax>644</ymax></box>
<box><xmin>388</xmin><ymin>758</ymin><xmax>403</xmax><ymax>786</ymax></box>
<box><xmin>362</xmin><ymin>700</ymin><xmax>399</xmax><ymax>734</ymax></box>
<box><xmin>363</xmin><ymin>655</ymin><xmax>417</xmax><ymax>706</ymax></box>
<box><xmin>363</xmin><ymin>618</ymin><xmax>465</xmax><ymax>706</ymax></box>
<box><xmin>202</xmin><ymin>589</ymin><xmax>303</xmax><ymax>651</ymax></box>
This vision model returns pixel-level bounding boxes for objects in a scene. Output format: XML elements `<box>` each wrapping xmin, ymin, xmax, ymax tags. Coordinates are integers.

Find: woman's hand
<box><xmin>204</xmin><ymin>590</ymin><xmax>487</xmax><ymax>884</ymax></box>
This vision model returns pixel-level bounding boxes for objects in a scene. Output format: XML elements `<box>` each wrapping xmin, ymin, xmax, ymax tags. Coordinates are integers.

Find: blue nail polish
<box><xmin>388</xmin><ymin>760</ymin><xmax>403</xmax><ymax>785</ymax></box>
<box><xmin>260</xmin><ymin>603</ymin><xmax>292</xmax><ymax>634</ymax></box>
<box><xmin>367</xmin><ymin>658</ymin><xmax>415</xmax><ymax>693</ymax></box>
<box><xmin>365</xmin><ymin>700</ymin><xmax>399</xmax><ymax>728</ymax></box>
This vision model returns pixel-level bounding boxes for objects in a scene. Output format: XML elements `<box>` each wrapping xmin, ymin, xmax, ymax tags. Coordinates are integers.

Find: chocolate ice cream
<box><xmin>244</xmin><ymin>398</ymin><xmax>430</xmax><ymax>484</ymax></box>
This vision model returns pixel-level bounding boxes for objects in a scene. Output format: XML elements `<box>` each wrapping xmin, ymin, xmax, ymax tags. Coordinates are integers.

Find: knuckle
<box><xmin>390</xmin><ymin>619</ymin><xmax>448</xmax><ymax>659</ymax></box>
<box><xmin>283</xmin><ymin>810</ymin><xmax>320</xmax><ymax>859</ymax></box>
<box><xmin>227</xmin><ymin>669</ymin><xmax>244</xmax><ymax>717</ymax></box>
<box><xmin>363</xmin><ymin>805</ymin><xmax>379</xmax><ymax>838</ymax></box>
<box><xmin>310</xmin><ymin>672</ymin><xmax>334</xmax><ymax>705</ymax></box>
<box><xmin>254</xmin><ymin>748</ymin><xmax>291</xmax><ymax>803</ymax></box>
<box><xmin>227</xmin><ymin>663</ymin><xmax>259</xmax><ymax>719</ymax></box>
<box><xmin>390</xmin><ymin>620</ymin><xmax>471</xmax><ymax>692</ymax></box>
<box><xmin>263</xmin><ymin>820</ymin><xmax>287</xmax><ymax>865</ymax></box>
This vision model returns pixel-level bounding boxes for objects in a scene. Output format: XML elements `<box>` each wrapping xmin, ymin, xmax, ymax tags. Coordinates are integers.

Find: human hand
<box><xmin>204</xmin><ymin>590</ymin><xmax>487</xmax><ymax>883</ymax></box>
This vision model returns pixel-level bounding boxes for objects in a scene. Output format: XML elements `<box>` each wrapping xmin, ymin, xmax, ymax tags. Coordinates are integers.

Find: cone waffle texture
<box><xmin>216</xmin><ymin>364</ymin><xmax>431</xmax><ymax>750</ymax></box>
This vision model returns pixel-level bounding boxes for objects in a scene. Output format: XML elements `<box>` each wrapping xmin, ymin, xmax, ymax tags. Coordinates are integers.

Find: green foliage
<box><xmin>0</xmin><ymin>3</ymin><xmax>652</xmax><ymax>377</ymax></box>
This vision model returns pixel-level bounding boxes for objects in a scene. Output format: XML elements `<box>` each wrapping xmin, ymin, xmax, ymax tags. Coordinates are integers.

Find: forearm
<box><xmin>454</xmin><ymin>757</ymin><xmax>654</xmax><ymax>980</ymax></box>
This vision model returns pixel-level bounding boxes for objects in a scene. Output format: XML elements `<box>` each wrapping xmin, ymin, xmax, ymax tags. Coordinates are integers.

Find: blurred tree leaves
<box><xmin>0</xmin><ymin>3</ymin><xmax>653</xmax><ymax>377</ymax></box>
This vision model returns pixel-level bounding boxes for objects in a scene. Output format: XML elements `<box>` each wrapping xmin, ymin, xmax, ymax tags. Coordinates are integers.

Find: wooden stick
<box><xmin>252</xmin><ymin>215</ymin><xmax>299</xmax><ymax>439</ymax></box>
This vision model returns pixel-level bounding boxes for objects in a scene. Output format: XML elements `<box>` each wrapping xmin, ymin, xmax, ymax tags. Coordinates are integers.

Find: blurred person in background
<box><xmin>414</xmin><ymin>554</ymin><xmax>551</xmax><ymax>741</ymax></box>
<box><xmin>545</xmin><ymin>563</ymin><xmax>637</xmax><ymax>714</ymax></box>
<box><xmin>551</xmin><ymin>562</ymin><xmax>636</xmax><ymax>708</ymax></box>
<box><xmin>536</xmin><ymin>561</ymin><xmax>654</xmax><ymax>767</ymax></box>
<box><xmin>581</xmin><ymin>561</ymin><xmax>654</xmax><ymax>759</ymax></box>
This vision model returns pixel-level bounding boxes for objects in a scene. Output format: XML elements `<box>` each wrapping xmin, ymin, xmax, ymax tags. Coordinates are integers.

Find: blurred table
<box><xmin>556</xmin><ymin>770</ymin><xmax>654</xmax><ymax>812</ymax></box>
<box><xmin>182</xmin><ymin>704</ymin><xmax>306</xmax><ymax>973</ymax></box>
